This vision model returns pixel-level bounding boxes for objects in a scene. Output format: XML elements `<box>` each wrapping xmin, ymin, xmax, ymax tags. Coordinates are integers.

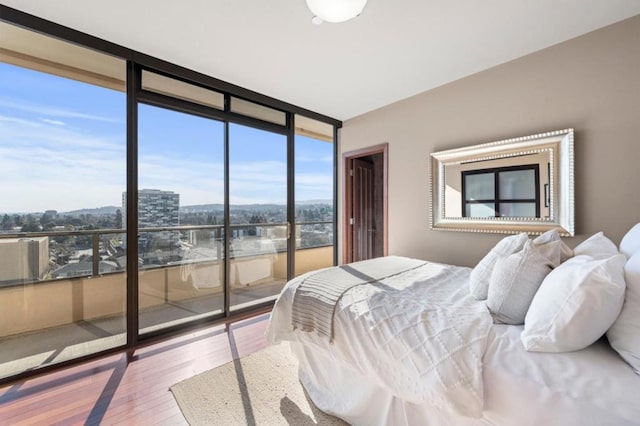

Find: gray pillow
<box><xmin>469</xmin><ymin>233</ymin><xmax>528</xmax><ymax>300</ymax></box>
<box><xmin>533</xmin><ymin>228</ymin><xmax>573</xmax><ymax>263</ymax></box>
<box><xmin>487</xmin><ymin>240</ymin><xmax>561</xmax><ymax>324</ymax></box>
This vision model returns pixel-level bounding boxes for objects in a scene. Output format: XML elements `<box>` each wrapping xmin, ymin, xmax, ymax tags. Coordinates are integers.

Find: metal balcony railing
<box><xmin>0</xmin><ymin>220</ymin><xmax>333</xmax><ymax>285</ymax></box>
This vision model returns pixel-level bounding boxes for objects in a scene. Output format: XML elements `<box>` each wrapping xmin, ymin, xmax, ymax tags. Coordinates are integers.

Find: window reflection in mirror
<box><xmin>444</xmin><ymin>151</ymin><xmax>550</xmax><ymax>218</ymax></box>
<box><xmin>452</xmin><ymin>156</ymin><xmax>548</xmax><ymax>218</ymax></box>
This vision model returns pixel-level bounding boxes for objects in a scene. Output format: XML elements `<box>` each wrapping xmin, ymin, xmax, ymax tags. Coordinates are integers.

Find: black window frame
<box><xmin>461</xmin><ymin>164</ymin><xmax>540</xmax><ymax>218</ymax></box>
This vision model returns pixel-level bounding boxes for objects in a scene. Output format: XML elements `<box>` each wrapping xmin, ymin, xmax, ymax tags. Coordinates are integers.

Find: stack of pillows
<box><xmin>469</xmin><ymin>226</ymin><xmax>640</xmax><ymax>375</ymax></box>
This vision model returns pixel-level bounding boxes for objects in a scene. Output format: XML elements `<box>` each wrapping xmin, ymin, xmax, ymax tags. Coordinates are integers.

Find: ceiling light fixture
<box><xmin>306</xmin><ymin>0</ymin><xmax>368</xmax><ymax>24</ymax></box>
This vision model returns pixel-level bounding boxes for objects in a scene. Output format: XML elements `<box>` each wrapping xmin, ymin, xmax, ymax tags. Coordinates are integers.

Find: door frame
<box><xmin>342</xmin><ymin>143</ymin><xmax>388</xmax><ymax>264</ymax></box>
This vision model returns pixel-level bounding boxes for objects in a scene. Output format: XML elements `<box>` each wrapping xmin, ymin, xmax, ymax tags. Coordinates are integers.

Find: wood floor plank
<box><xmin>1</xmin><ymin>360</ymin><xmax>129</xmax><ymax>424</ymax></box>
<box><xmin>0</xmin><ymin>314</ymin><xmax>271</xmax><ymax>425</ymax></box>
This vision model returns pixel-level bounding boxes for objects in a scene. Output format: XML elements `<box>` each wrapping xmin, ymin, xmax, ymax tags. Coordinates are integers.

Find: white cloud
<box><xmin>0</xmin><ymin>115</ymin><xmax>42</xmax><ymax>127</ymax></box>
<box><xmin>0</xmin><ymin>114</ymin><xmax>124</xmax><ymax>152</ymax></box>
<box><xmin>138</xmin><ymin>156</ymin><xmax>226</xmax><ymax>206</ymax></box>
<box><xmin>40</xmin><ymin>118</ymin><xmax>66</xmax><ymax>126</ymax></box>
<box><xmin>295</xmin><ymin>173</ymin><xmax>333</xmax><ymax>201</ymax></box>
<box><xmin>0</xmin><ymin>113</ymin><xmax>125</xmax><ymax>212</ymax></box>
<box><xmin>0</xmin><ymin>97</ymin><xmax>123</xmax><ymax>123</ymax></box>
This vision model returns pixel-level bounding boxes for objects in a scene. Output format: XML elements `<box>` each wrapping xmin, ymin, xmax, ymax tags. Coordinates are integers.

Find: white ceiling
<box><xmin>2</xmin><ymin>1</ymin><xmax>640</xmax><ymax>121</ymax></box>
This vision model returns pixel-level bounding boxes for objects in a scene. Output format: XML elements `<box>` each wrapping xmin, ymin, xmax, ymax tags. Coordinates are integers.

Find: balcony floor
<box><xmin>0</xmin><ymin>281</ymin><xmax>284</xmax><ymax>381</ymax></box>
<box><xmin>0</xmin><ymin>313</ymin><xmax>271</xmax><ymax>425</ymax></box>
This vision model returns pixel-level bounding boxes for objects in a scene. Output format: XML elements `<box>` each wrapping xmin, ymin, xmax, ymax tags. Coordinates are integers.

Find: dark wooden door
<box><xmin>351</xmin><ymin>158</ymin><xmax>374</xmax><ymax>261</ymax></box>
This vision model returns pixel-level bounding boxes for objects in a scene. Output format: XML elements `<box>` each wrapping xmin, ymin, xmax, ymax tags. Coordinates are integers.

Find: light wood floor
<box><xmin>0</xmin><ymin>313</ymin><xmax>271</xmax><ymax>425</ymax></box>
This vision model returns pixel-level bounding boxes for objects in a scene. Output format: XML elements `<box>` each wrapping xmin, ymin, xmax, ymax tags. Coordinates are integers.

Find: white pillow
<box><xmin>469</xmin><ymin>233</ymin><xmax>528</xmax><ymax>300</ymax></box>
<box><xmin>521</xmin><ymin>253</ymin><xmax>627</xmax><ymax>352</ymax></box>
<box><xmin>573</xmin><ymin>232</ymin><xmax>619</xmax><ymax>257</ymax></box>
<box><xmin>607</xmin><ymin>252</ymin><xmax>640</xmax><ymax>374</ymax></box>
<box><xmin>487</xmin><ymin>240</ymin><xmax>560</xmax><ymax>325</ymax></box>
<box><xmin>533</xmin><ymin>228</ymin><xmax>573</xmax><ymax>263</ymax></box>
<box><xmin>619</xmin><ymin>223</ymin><xmax>640</xmax><ymax>259</ymax></box>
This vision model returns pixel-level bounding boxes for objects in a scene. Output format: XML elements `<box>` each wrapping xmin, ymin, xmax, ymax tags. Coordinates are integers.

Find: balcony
<box><xmin>0</xmin><ymin>225</ymin><xmax>333</xmax><ymax>381</ymax></box>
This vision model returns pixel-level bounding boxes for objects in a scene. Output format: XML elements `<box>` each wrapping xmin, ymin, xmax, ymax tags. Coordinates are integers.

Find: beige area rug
<box><xmin>170</xmin><ymin>343</ymin><xmax>348</xmax><ymax>426</ymax></box>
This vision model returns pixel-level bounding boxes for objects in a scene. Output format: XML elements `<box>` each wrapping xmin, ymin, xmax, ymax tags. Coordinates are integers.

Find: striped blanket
<box><xmin>291</xmin><ymin>256</ymin><xmax>427</xmax><ymax>341</ymax></box>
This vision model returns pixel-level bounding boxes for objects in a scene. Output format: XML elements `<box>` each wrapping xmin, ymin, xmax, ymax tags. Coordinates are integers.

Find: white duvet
<box><xmin>266</xmin><ymin>257</ymin><xmax>493</xmax><ymax>417</ymax></box>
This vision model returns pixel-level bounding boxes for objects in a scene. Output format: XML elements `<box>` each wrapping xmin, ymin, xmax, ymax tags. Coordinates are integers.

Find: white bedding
<box><xmin>266</xmin><ymin>255</ymin><xmax>640</xmax><ymax>425</ymax></box>
<box><xmin>289</xmin><ymin>325</ymin><xmax>640</xmax><ymax>425</ymax></box>
<box><xmin>483</xmin><ymin>325</ymin><xmax>640</xmax><ymax>424</ymax></box>
<box><xmin>267</xmin><ymin>258</ymin><xmax>493</xmax><ymax>417</ymax></box>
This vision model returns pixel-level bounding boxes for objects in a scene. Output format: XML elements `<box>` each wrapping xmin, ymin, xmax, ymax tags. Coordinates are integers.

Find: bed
<box><xmin>266</xmin><ymin>225</ymin><xmax>640</xmax><ymax>425</ymax></box>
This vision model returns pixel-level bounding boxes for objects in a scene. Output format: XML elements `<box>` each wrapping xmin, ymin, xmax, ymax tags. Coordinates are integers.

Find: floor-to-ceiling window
<box><xmin>0</xmin><ymin>21</ymin><xmax>127</xmax><ymax>380</ymax></box>
<box><xmin>0</xmin><ymin>5</ymin><xmax>340</xmax><ymax>384</ymax></box>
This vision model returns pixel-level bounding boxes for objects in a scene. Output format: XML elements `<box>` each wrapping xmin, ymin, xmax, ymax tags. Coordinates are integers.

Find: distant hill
<box><xmin>296</xmin><ymin>199</ymin><xmax>333</xmax><ymax>205</ymax></box>
<box><xmin>62</xmin><ymin>206</ymin><xmax>120</xmax><ymax>216</ymax></box>
<box><xmin>180</xmin><ymin>204</ymin><xmax>225</xmax><ymax>213</ymax></box>
<box><xmin>181</xmin><ymin>203</ymin><xmax>285</xmax><ymax>212</ymax></box>
<box><xmin>181</xmin><ymin>200</ymin><xmax>332</xmax><ymax>212</ymax></box>
<box><xmin>51</xmin><ymin>200</ymin><xmax>332</xmax><ymax>216</ymax></box>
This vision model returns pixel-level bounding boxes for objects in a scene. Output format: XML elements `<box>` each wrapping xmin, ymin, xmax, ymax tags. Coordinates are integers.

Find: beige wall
<box><xmin>339</xmin><ymin>15</ymin><xmax>640</xmax><ymax>267</ymax></box>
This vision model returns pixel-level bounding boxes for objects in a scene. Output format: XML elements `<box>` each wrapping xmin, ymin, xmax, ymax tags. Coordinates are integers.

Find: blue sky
<box><xmin>0</xmin><ymin>62</ymin><xmax>333</xmax><ymax>213</ymax></box>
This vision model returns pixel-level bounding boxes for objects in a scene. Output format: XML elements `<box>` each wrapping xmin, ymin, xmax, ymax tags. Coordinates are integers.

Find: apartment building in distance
<box><xmin>122</xmin><ymin>189</ymin><xmax>181</xmax><ymax>262</ymax></box>
<box><xmin>122</xmin><ymin>189</ymin><xmax>180</xmax><ymax>229</ymax></box>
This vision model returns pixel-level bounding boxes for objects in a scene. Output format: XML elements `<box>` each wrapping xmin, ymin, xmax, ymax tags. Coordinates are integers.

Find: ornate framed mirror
<box><xmin>430</xmin><ymin>129</ymin><xmax>574</xmax><ymax>236</ymax></box>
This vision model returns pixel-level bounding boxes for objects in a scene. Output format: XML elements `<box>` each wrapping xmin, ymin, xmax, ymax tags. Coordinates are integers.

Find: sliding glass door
<box><xmin>136</xmin><ymin>104</ymin><xmax>291</xmax><ymax>328</ymax></box>
<box><xmin>228</xmin><ymin>123</ymin><xmax>288</xmax><ymax>311</ymax></box>
<box><xmin>137</xmin><ymin>104</ymin><xmax>225</xmax><ymax>335</ymax></box>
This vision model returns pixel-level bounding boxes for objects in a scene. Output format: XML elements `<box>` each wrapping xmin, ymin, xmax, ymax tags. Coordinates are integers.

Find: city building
<box><xmin>122</xmin><ymin>189</ymin><xmax>180</xmax><ymax>229</ymax></box>
<box><xmin>0</xmin><ymin>237</ymin><xmax>49</xmax><ymax>285</ymax></box>
<box><xmin>123</xmin><ymin>189</ymin><xmax>181</xmax><ymax>263</ymax></box>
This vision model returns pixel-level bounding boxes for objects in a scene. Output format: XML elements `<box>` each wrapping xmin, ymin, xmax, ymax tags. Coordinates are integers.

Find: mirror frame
<box><xmin>430</xmin><ymin>129</ymin><xmax>574</xmax><ymax>236</ymax></box>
